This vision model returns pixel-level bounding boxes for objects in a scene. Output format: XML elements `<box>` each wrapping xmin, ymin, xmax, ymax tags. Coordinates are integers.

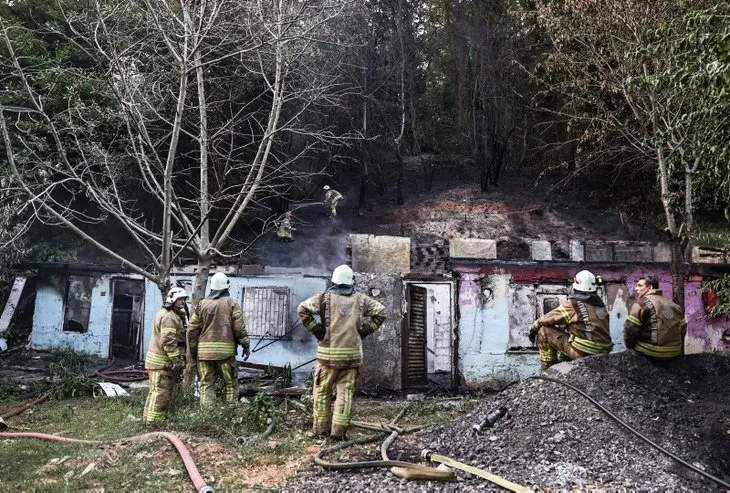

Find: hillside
<box><xmin>250</xmin><ymin>156</ymin><xmax>662</xmax><ymax>269</ymax></box>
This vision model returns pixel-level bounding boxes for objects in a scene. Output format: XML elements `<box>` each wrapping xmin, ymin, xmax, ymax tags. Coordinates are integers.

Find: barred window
<box><xmin>241</xmin><ymin>287</ymin><xmax>291</xmax><ymax>339</ymax></box>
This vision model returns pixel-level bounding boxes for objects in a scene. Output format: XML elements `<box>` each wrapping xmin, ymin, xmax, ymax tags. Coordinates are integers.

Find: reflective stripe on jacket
<box><xmin>532</xmin><ymin>298</ymin><xmax>613</xmax><ymax>355</ymax></box>
<box><xmin>188</xmin><ymin>296</ymin><xmax>249</xmax><ymax>361</ymax></box>
<box><xmin>145</xmin><ymin>308</ymin><xmax>185</xmax><ymax>370</ymax></box>
<box><xmin>298</xmin><ymin>291</ymin><xmax>386</xmax><ymax>368</ymax></box>
<box><xmin>624</xmin><ymin>289</ymin><xmax>686</xmax><ymax>354</ymax></box>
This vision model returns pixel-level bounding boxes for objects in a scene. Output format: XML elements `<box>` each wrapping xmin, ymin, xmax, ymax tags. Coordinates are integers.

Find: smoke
<box><xmin>248</xmin><ymin>195</ymin><xmax>352</xmax><ymax>274</ymax></box>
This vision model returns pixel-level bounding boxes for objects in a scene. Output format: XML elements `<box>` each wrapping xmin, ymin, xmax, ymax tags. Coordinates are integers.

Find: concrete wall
<box><xmin>350</xmin><ymin>234</ymin><xmax>410</xmax><ymax>274</ymax></box>
<box><xmin>32</xmin><ymin>273</ymin><xmax>119</xmax><ymax>357</ymax></box>
<box><xmin>453</xmin><ymin>264</ymin><xmax>729</xmax><ymax>388</ymax></box>
<box><xmin>354</xmin><ymin>272</ymin><xmax>404</xmax><ymax>390</ymax></box>
<box><xmin>142</xmin><ymin>275</ymin><xmax>328</xmax><ymax>372</ymax></box>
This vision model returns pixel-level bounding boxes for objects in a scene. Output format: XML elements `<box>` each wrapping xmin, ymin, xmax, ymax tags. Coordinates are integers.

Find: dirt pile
<box><xmin>285</xmin><ymin>352</ymin><xmax>730</xmax><ymax>492</ymax></box>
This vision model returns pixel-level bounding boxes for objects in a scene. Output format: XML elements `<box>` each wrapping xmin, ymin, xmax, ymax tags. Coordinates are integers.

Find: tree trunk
<box><xmin>183</xmin><ymin>257</ymin><xmax>212</xmax><ymax>386</ymax></box>
<box><xmin>669</xmin><ymin>237</ymin><xmax>686</xmax><ymax>310</ymax></box>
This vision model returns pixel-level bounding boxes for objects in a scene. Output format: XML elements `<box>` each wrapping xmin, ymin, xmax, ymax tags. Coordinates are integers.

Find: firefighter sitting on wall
<box><xmin>297</xmin><ymin>264</ymin><xmax>386</xmax><ymax>440</ymax></box>
<box><xmin>275</xmin><ymin>211</ymin><xmax>295</xmax><ymax>242</ymax></box>
<box><xmin>624</xmin><ymin>275</ymin><xmax>686</xmax><ymax>360</ymax></box>
<box><xmin>528</xmin><ymin>270</ymin><xmax>613</xmax><ymax>371</ymax></box>
<box><xmin>142</xmin><ymin>287</ymin><xmax>188</xmax><ymax>426</ymax></box>
<box><xmin>188</xmin><ymin>272</ymin><xmax>250</xmax><ymax>407</ymax></box>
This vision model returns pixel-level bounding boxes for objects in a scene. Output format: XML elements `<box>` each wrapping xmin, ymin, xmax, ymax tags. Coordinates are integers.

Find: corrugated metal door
<box><xmin>404</xmin><ymin>285</ymin><xmax>427</xmax><ymax>386</ymax></box>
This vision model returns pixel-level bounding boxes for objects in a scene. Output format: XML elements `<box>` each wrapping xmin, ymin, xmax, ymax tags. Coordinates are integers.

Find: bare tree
<box><xmin>0</xmin><ymin>0</ymin><xmax>361</xmax><ymax>301</ymax></box>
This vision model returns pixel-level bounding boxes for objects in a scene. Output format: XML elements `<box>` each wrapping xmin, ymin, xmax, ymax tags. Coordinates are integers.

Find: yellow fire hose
<box><xmin>314</xmin><ymin>406</ymin><xmax>454</xmax><ymax>481</ymax></box>
<box><xmin>422</xmin><ymin>449</ymin><xmax>533</xmax><ymax>493</ymax></box>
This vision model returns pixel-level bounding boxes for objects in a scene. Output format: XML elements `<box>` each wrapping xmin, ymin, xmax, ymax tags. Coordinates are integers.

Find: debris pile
<box><xmin>285</xmin><ymin>352</ymin><xmax>730</xmax><ymax>491</ymax></box>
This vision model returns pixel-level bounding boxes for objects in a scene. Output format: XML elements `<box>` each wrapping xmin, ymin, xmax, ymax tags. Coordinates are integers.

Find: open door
<box><xmin>110</xmin><ymin>279</ymin><xmax>145</xmax><ymax>360</ymax></box>
<box><xmin>403</xmin><ymin>284</ymin><xmax>427</xmax><ymax>387</ymax></box>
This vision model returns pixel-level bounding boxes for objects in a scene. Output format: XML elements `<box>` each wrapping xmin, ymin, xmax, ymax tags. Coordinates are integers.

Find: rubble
<box><xmin>284</xmin><ymin>352</ymin><xmax>730</xmax><ymax>491</ymax></box>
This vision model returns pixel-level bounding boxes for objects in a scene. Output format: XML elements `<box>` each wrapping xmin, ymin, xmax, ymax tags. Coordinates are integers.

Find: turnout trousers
<box><xmin>311</xmin><ymin>363</ymin><xmax>358</xmax><ymax>438</ymax></box>
<box><xmin>197</xmin><ymin>357</ymin><xmax>238</xmax><ymax>406</ymax></box>
<box><xmin>537</xmin><ymin>326</ymin><xmax>585</xmax><ymax>371</ymax></box>
<box><xmin>142</xmin><ymin>369</ymin><xmax>177</xmax><ymax>425</ymax></box>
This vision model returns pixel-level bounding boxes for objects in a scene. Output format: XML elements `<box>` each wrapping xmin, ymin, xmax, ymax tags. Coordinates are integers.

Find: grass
<box><xmin>0</xmin><ymin>384</ymin><xmax>478</xmax><ymax>491</ymax></box>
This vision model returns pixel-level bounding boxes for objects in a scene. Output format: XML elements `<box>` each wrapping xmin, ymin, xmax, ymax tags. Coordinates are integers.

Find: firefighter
<box><xmin>276</xmin><ymin>211</ymin><xmax>295</xmax><ymax>242</ymax></box>
<box><xmin>624</xmin><ymin>276</ymin><xmax>686</xmax><ymax>360</ymax></box>
<box><xmin>528</xmin><ymin>270</ymin><xmax>613</xmax><ymax>371</ymax></box>
<box><xmin>188</xmin><ymin>272</ymin><xmax>250</xmax><ymax>407</ymax></box>
<box><xmin>322</xmin><ymin>185</ymin><xmax>343</xmax><ymax>218</ymax></box>
<box><xmin>297</xmin><ymin>264</ymin><xmax>386</xmax><ymax>440</ymax></box>
<box><xmin>142</xmin><ymin>286</ymin><xmax>188</xmax><ymax>426</ymax></box>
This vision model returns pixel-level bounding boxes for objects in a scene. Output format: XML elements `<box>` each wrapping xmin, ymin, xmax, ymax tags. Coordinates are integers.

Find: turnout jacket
<box><xmin>145</xmin><ymin>307</ymin><xmax>185</xmax><ymax>370</ymax></box>
<box><xmin>297</xmin><ymin>287</ymin><xmax>386</xmax><ymax>369</ymax></box>
<box><xmin>188</xmin><ymin>291</ymin><xmax>250</xmax><ymax>361</ymax></box>
<box><xmin>624</xmin><ymin>289</ymin><xmax>686</xmax><ymax>359</ymax></box>
<box><xmin>532</xmin><ymin>293</ymin><xmax>613</xmax><ymax>355</ymax></box>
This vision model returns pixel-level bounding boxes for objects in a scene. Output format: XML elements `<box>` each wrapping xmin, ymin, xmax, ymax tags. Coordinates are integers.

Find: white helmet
<box><xmin>165</xmin><ymin>287</ymin><xmax>188</xmax><ymax>305</ymax></box>
<box><xmin>331</xmin><ymin>264</ymin><xmax>354</xmax><ymax>285</ymax></box>
<box><xmin>572</xmin><ymin>270</ymin><xmax>597</xmax><ymax>293</ymax></box>
<box><xmin>323</xmin><ymin>185</ymin><xmax>330</xmax><ymax>191</ymax></box>
<box><xmin>210</xmin><ymin>272</ymin><xmax>229</xmax><ymax>291</ymax></box>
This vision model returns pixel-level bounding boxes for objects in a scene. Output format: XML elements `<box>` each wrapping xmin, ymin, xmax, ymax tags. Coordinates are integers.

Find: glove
<box><xmin>312</xmin><ymin>324</ymin><xmax>326</xmax><ymax>341</ymax></box>
<box><xmin>358</xmin><ymin>324</ymin><xmax>372</xmax><ymax>340</ymax></box>
<box><xmin>528</xmin><ymin>328</ymin><xmax>538</xmax><ymax>344</ymax></box>
<box><xmin>171</xmin><ymin>356</ymin><xmax>185</xmax><ymax>371</ymax></box>
<box><xmin>242</xmin><ymin>346</ymin><xmax>250</xmax><ymax>361</ymax></box>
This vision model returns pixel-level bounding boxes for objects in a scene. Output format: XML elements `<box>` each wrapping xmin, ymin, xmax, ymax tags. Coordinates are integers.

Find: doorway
<box><xmin>110</xmin><ymin>279</ymin><xmax>145</xmax><ymax>360</ymax></box>
<box><xmin>402</xmin><ymin>282</ymin><xmax>455</xmax><ymax>389</ymax></box>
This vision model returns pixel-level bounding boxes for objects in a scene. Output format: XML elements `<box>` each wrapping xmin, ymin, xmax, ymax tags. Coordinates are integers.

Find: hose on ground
<box><xmin>236</xmin><ymin>417</ymin><xmax>277</xmax><ymax>445</ymax></box>
<box><xmin>93</xmin><ymin>357</ymin><xmax>148</xmax><ymax>383</ymax></box>
<box><xmin>422</xmin><ymin>449</ymin><xmax>533</xmax><ymax>492</ymax></box>
<box><xmin>1</xmin><ymin>395</ymin><xmax>49</xmax><ymax>420</ymax></box>
<box><xmin>314</xmin><ymin>405</ymin><xmax>454</xmax><ymax>481</ymax></box>
<box><xmin>529</xmin><ymin>375</ymin><xmax>730</xmax><ymax>490</ymax></box>
<box><xmin>0</xmin><ymin>431</ymin><xmax>213</xmax><ymax>493</ymax></box>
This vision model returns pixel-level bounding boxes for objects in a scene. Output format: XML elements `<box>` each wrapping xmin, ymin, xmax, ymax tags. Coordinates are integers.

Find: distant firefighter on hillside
<box><xmin>322</xmin><ymin>185</ymin><xmax>343</xmax><ymax>218</ymax></box>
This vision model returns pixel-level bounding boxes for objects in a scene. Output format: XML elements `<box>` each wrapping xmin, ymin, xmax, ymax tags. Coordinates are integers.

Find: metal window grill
<box><xmin>241</xmin><ymin>287</ymin><xmax>291</xmax><ymax>339</ymax></box>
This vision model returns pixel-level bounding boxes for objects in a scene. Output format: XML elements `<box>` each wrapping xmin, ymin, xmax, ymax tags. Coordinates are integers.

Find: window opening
<box><xmin>64</xmin><ymin>276</ymin><xmax>93</xmax><ymax>333</ymax></box>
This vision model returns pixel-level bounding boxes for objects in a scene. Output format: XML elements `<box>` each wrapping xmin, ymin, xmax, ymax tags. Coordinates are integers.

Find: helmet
<box><xmin>323</xmin><ymin>185</ymin><xmax>330</xmax><ymax>191</ymax></box>
<box><xmin>165</xmin><ymin>287</ymin><xmax>188</xmax><ymax>305</ymax></box>
<box><xmin>572</xmin><ymin>270</ymin><xmax>597</xmax><ymax>293</ymax></box>
<box><xmin>331</xmin><ymin>264</ymin><xmax>354</xmax><ymax>285</ymax></box>
<box><xmin>210</xmin><ymin>272</ymin><xmax>229</xmax><ymax>290</ymax></box>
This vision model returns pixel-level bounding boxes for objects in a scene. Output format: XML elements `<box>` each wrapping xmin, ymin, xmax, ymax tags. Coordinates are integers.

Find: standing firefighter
<box><xmin>297</xmin><ymin>264</ymin><xmax>386</xmax><ymax>440</ymax></box>
<box><xmin>142</xmin><ymin>287</ymin><xmax>188</xmax><ymax>426</ymax></box>
<box><xmin>188</xmin><ymin>272</ymin><xmax>250</xmax><ymax>407</ymax></box>
<box><xmin>528</xmin><ymin>270</ymin><xmax>613</xmax><ymax>371</ymax></box>
<box><xmin>276</xmin><ymin>211</ymin><xmax>295</xmax><ymax>242</ymax></box>
<box><xmin>624</xmin><ymin>276</ymin><xmax>686</xmax><ymax>360</ymax></box>
<box><xmin>322</xmin><ymin>185</ymin><xmax>343</xmax><ymax>218</ymax></box>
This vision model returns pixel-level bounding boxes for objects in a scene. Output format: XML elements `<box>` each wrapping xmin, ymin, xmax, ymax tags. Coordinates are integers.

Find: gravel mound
<box><xmin>284</xmin><ymin>352</ymin><xmax>730</xmax><ymax>492</ymax></box>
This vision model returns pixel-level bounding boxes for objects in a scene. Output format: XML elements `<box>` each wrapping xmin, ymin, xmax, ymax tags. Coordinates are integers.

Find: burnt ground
<box><xmin>283</xmin><ymin>352</ymin><xmax>730</xmax><ymax>492</ymax></box>
<box><xmin>249</xmin><ymin>156</ymin><xmax>661</xmax><ymax>269</ymax></box>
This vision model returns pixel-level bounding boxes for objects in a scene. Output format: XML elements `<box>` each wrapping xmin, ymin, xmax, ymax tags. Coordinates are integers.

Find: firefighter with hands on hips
<box><xmin>142</xmin><ymin>286</ymin><xmax>189</xmax><ymax>426</ymax></box>
<box><xmin>624</xmin><ymin>275</ymin><xmax>687</xmax><ymax>360</ymax></box>
<box><xmin>297</xmin><ymin>264</ymin><xmax>386</xmax><ymax>440</ymax></box>
<box><xmin>528</xmin><ymin>270</ymin><xmax>613</xmax><ymax>371</ymax></box>
<box><xmin>322</xmin><ymin>185</ymin><xmax>343</xmax><ymax>218</ymax></box>
<box><xmin>275</xmin><ymin>211</ymin><xmax>295</xmax><ymax>242</ymax></box>
<box><xmin>188</xmin><ymin>272</ymin><xmax>250</xmax><ymax>407</ymax></box>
